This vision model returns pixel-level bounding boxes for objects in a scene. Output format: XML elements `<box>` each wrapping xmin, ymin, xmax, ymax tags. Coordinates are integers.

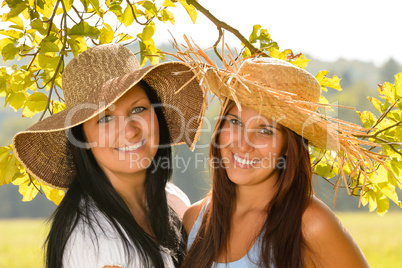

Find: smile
<box><xmin>116</xmin><ymin>140</ymin><xmax>146</xmax><ymax>152</ymax></box>
<box><xmin>233</xmin><ymin>154</ymin><xmax>260</xmax><ymax>168</ymax></box>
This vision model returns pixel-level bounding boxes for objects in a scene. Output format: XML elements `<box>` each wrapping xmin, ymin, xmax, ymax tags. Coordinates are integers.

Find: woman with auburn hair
<box><xmin>12</xmin><ymin>44</ymin><xmax>205</xmax><ymax>268</ymax></box>
<box><xmin>182</xmin><ymin>58</ymin><xmax>370</xmax><ymax>267</ymax></box>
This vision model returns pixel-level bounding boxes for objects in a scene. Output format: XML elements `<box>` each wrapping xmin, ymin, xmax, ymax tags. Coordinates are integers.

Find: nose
<box><xmin>236</xmin><ymin>128</ymin><xmax>253</xmax><ymax>153</ymax></box>
<box><xmin>120</xmin><ymin>116</ymin><xmax>141</xmax><ymax>141</ymax></box>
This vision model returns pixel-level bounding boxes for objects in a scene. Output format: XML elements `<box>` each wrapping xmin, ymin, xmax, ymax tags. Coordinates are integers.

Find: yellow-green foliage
<box><xmin>0</xmin><ymin>213</ymin><xmax>401</xmax><ymax>268</ymax></box>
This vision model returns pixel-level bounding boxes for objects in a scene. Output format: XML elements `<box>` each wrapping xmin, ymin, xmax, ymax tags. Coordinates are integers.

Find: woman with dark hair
<box><xmin>12</xmin><ymin>44</ymin><xmax>205</xmax><ymax>267</ymax></box>
<box><xmin>182</xmin><ymin>58</ymin><xmax>370</xmax><ymax>267</ymax></box>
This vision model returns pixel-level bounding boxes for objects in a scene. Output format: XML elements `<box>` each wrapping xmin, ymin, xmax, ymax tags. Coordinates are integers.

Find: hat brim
<box><xmin>13</xmin><ymin>62</ymin><xmax>205</xmax><ymax>190</ymax></box>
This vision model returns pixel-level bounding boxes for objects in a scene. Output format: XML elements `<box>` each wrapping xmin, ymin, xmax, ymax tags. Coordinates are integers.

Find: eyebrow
<box><xmin>105</xmin><ymin>97</ymin><xmax>148</xmax><ymax>112</ymax></box>
<box><xmin>227</xmin><ymin>113</ymin><xmax>280</xmax><ymax>130</ymax></box>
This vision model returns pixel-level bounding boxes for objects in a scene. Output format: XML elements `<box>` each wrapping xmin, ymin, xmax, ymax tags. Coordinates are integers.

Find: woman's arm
<box><xmin>183</xmin><ymin>200</ymin><xmax>204</xmax><ymax>236</ymax></box>
<box><xmin>303</xmin><ymin>197</ymin><xmax>369</xmax><ymax>268</ymax></box>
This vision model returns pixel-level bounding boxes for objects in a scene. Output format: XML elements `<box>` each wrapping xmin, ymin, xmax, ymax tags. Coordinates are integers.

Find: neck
<box><xmin>105</xmin><ymin>169</ymin><xmax>148</xmax><ymax>214</ymax></box>
<box><xmin>234</xmin><ymin>174</ymin><xmax>278</xmax><ymax>214</ymax></box>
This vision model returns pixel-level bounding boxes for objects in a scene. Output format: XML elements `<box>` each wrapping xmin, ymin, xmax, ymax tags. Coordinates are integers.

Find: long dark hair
<box><xmin>45</xmin><ymin>81</ymin><xmax>186</xmax><ymax>267</ymax></box>
<box><xmin>183</xmin><ymin>101</ymin><xmax>314</xmax><ymax>268</ymax></box>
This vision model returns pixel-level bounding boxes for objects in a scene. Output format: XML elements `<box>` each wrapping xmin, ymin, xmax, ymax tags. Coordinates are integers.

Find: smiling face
<box><xmin>217</xmin><ymin>104</ymin><xmax>287</xmax><ymax>187</ymax></box>
<box><xmin>82</xmin><ymin>83</ymin><xmax>159</xmax><ymax>180</ymax></box>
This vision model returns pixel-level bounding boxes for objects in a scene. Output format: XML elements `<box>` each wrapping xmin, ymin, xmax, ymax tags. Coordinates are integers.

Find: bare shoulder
<box><xmin>302</xmin><ymin>197</ymin><xmax>369</xmax><ymax>268</ymax></box>
<box><xmin>183</xmin><ymin>199</ymin><xmax>205</xmax><ymax>235</ymax></box>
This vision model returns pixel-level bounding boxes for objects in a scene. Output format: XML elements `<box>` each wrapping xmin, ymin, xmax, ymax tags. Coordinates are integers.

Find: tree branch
<box><xmin>126</xmin><ymin>0</ymin><xmax>154</xmax><ymax>26</ymax></box>
<box><xmin>186</xmin><ymin>0</ymin><xmax>266</xmax><ymax>57</ymax></box>
<box><xmin>38</xmin><ymin>2</ymin><xmax>68</xmax><ymax>121</ymax></box>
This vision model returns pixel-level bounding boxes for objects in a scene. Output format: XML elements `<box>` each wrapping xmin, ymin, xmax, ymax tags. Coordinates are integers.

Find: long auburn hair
<box><xmin>45</xmin><ymin>81</ymin><xmax>186</xmax><ymax>268</ymax></box>
<box><xmin>183</xmin><ymin>101</ymin><xmax>314</xmax><ymax>268</ymax></box>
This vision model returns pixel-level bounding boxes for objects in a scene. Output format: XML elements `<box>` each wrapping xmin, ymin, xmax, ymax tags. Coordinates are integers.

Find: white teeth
<box><xmin>234</xmin><ymin>154</ymin><xmax>259</xmax><ymax>165</ymax></box>
<box><xmin>117</xmin><ymin>140</ymin><xmax>145</xmax><ymax>151</ymax></box>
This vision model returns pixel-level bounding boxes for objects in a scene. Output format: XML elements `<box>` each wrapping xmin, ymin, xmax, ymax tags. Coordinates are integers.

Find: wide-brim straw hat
<box><xmin>13</xmin><ymin>44</ymin><xmax>206</xmax><ymax>190</ymax></box>
<box><xmin>201</xmin><ymin>57</ymin><xmax>371</xmax><ymax>151</ymax></box>
<box><xmin>209</xmin><ymin>58</ymin><xmax>340</xmax><ymax>150</ymax></box>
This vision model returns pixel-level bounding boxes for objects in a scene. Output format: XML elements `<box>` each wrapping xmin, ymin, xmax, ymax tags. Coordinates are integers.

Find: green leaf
<box><xmin>142</xmin><ymin>20</ymin><xmax>155</xmax><ymax>41</ymax></box>
<box><xmin>367</xmin><ymin>190</ymin><xmax>377</xmax><ymax>212</ymax></box>
<box><xmin>22</xmin><ymin>92</ymin><xmax>48</xmax><ymax>117</ymax></box>
<box><xmin>39</xmin><ymin>38</ymin><xmax>60</xmax><ymax>53</ymax></box>
<box><xmin>40</xmin><ymin>182</ymin><xmax>65</xmax><ymax>205</ymax></box>
<box><xmin>30</xmin><ymin>19</ymin><xmax>47</xmax><ymax>35</ymax></box>
<box><xmin>3</xmin><ymin>14</ymin><xmax>24</xmax><ymax>29</ymax></box>
<box><xmin>316</xmin><ymin>71</ymin><xmax>342</xmax><ymax>92</ymax></box>
<box><xmin>242</xmin><ymin>46</ymin><xmax>251</xmax><ymax>58</ymax></box>
<box><xmin>99</xmin><ymin>23</ymin><xmax>114</xmax><ymax>44</ymax></box>
<box><xmin>7</xmin><ymin>2</ymin><xmax>27</xmax><ymax>18</ymax></box>
<box><xmin>394</xmin><ymin>72</ymin><xmax>402</xmax><ymax>99</ymax></box>
<box><xmin>0</xmin><ymin>68</ymin><xmax>9</xmax><ymax>97</ymax></box>
<box><xmin>1</xmin><ymin>41</ymin><xmax>19</xmax><ymax>62</ymax></box>
<box><xmin>249</xmin><ymin>24</ymin><xmax>261</xmax><ymax>43</ymax></box>
<box><xmin>67</xmin><ymin>36</ymin><xmax>88</xmax><ymax>57</ymax></box>
<box><xmin>36</xmin><ymin>0</ymin><xmax>55</xmax><ymax>18</ymax></box>
<box><xmin>88</xmin><ymin>0</ymin><xmax>102</xmax><ymax>16</ymax></box>
<box><xmin>314</xmin><ymin>160</ymin><xmax>338</xmax><ymax>179</ymax></box>
<box><xmin>291</xmin><ymin>54</ymin><xmax>310</xmax><ymax>69</ymax></box>
<box><xmin>0</xmin><ymin>147</ymin><xmax>10</xmax><ymax>170</ymax></box>
<box><xmin>378</xmin><ymin>82</ymin><xmax>396</xmax><ymax>103</ymax></box>
<box><xmin>50</xmin><ymin>100</ymin><xmax>66</xmax><ymax>114</ymax></box>
<box><xmin>0</xmin><ymin>151</ymin><xmax>19</xmax><ymax>185</ymax></box>
<box><xmin>109</xmin><ymin>4</ymin><xmax>123</xmax><ymax>22</ymax></box>
<box><xmin>7</xmin><ymin>91</ymin><xmax>26</xmax><ymax>110</ymax></box>
<box><xmin>160</xmin><ymin>9</ymin><xmax>174</xmax><ymax>24</ymax></box>
<box><xmin>387</xmin><ymin>110</ymin><xmax>402</xmax><ymax>123</ymax></box>
<box><xmin>378</xmin><ymin>182</ymin><xmax>399</xmax><ymax>206</ymax></box>
<box><xmin>179</xmin><ymin>0</ymin><xmax>196</xmax><ymax>23</ymax></box>
<box><xmin>0</xmin><ymin>29</ymin><xmax>23</xmax><ymax>39</ymax></box>
<box><xmin>36</xmin><ymin>0</ymin><xmax>45</xmax><ymax>10</ymax></box>
<box><xmin>357</xmin><ymin>110</ymin><xmax>377</xmax><ymax>129</ymax></box>
<box><xmin>376</xmin><ymin>192</ymin><xmax>389</xmax><ymax>216</ymax></box>
<box><xmin>80</xmin><ymin>0</ymin><xmax>89</xmax><ymax>11</ymax></box>
<box><xmin>122</xmin><ymin>4</ymin><xmax>134</xmax><ymax>27</ymax></box>
<box><xmin>142</xmin><ymin>1</ymin><xmax>158</xmax><ymax>16</ymax></box>
<box><xmin>367</xmin><ymin>96</ymin><xmax>382</xmax><ymax>113</ymax></box>
<box><xmin>162</xmin><ymin>0</ymin><xmax>176</xmax><ymax>7</ymax></box>
<box><xmin>64</xmin><ymin>0</ymin><xmax>74</xmax><ymax>11</ymax></box>
<box><xmin>68</xmin><ymin>21</ymin><xmax>100</xmax><ymax>39</ymax></box>
<box><xmin>7</xmin><ymin>69</ymin><xmax>35</xmax><ymax>93</ymax></box>
<box><xmin>117</xmin><ymin>33</ymin><xmax>133</xmax><ymax>43</ymax></box>
<box><xmin>12</xmin><ymin>173</ymin><xmax>40</xmax><ymax>202</ymax></box>
<box><xmin>38</xmin><ymin>54</ymin><xmax>61</xmax><ymax>73</ymax></box>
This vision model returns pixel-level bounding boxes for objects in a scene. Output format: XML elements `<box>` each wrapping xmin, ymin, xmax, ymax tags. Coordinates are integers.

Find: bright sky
<box><xmin>152</xmin><ymin>0</ymin><xmax>402</xmax><ymax>66</ymax></box>
<box><xmin>0</xmin><ymin>0</ymin><xmax>401</xmax><ymax>65</ymax></box>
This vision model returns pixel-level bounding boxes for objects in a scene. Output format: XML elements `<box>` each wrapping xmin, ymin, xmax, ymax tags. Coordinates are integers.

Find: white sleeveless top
<box><xmin>62</xmin><ymin>182</ymin><xmax>190</xmax><ymax>268</ymax></box>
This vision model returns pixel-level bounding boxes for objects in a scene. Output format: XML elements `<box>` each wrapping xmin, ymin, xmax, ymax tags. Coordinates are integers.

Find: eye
<box><xmin>227</xmin><ymin>118</ymin><xmax>242</xmax><ymax>127</ymax></box>
<box><xmin>259</xmin><ymin>128</ymin><xmax>274</xmax><ymax>135</ymax></box>
<box><xmin>131</xmin><ymin>106</ymin><xmax>146</xmax><ymax>114</ymax></box>
<box><xmin>97</xmin><ymin>115</ymin><xmax>113</xmax><ymax>124</ymax></box>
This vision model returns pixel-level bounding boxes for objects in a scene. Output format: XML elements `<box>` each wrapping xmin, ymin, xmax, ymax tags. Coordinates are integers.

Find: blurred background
<box><xmin>1</xmin><ymin>0</ymin><xmax>402</xmax><ymax>267</ymax></box>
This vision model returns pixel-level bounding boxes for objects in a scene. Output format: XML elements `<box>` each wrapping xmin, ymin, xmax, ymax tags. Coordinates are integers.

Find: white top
<box><xmin>62</xmin><ymin>182</ymin><xmax>190</xmax><ymax>268</ymax></box>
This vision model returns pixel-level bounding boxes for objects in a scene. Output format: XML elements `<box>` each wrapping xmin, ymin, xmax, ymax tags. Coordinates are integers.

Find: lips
<box><xmin>233</xmin><ymin>154</ymin><xmax>259</xmax><ymax>168</ymax></box>
<box><xmin>115</xmin><ymin>139</ymin><xmax>146</xmax><ymax>152</ymax></box>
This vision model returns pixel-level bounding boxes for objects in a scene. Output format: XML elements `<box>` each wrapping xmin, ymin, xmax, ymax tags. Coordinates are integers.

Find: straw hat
<box><xmin>13</xmin><ymin>44</ymin><xmax>206</xmax><ymax>190</ymax></box>
<box><xmin>198</xmin><ymin>57</ymin><xmax>377</xmax><ymax>153</ymax></box>
<box><xmin>210</xmin><ymin>58</ymin><xmax>336</xmax><ymax>150</ymax></box>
